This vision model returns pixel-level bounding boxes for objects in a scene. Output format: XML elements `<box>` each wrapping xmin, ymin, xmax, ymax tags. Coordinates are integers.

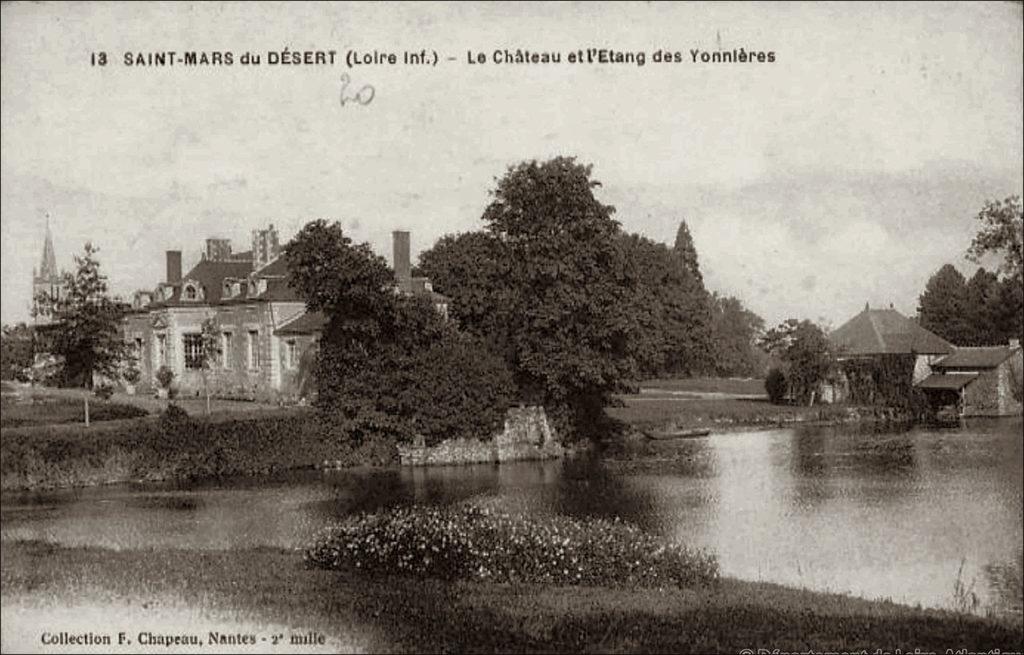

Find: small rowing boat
<box><xmin>642</xmin><ymin>428</ymin><xmax>711</xmax><ymax>440</ymax></box>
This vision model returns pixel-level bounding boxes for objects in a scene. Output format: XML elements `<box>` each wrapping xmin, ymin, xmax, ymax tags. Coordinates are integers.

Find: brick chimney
<box><xmin>392</xmin><ymin>230</ymin><xmax>411</xmax><ymax>292</ymax></box>
<box><xmin>166</xmin><ymin>250</ymin><xmax>182</xmax><ymax>285</ymax></box>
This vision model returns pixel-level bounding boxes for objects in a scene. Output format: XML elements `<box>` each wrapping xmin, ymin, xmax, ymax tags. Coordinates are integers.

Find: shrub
<box><xmin>305</xmin><ymin>501</ymin><xmax>719</xmax><ymax>588</ymax></box>
<box><xmin>123</xmin><ymin>359</ymin><xmax>141</xmax><ymax>385</ymax></box>
<box><xmin>93</xmin><ymin>384</ymin><xmax>114</xmax><ymax>400</ymax></box>
<box><xmin>155</xmin><ymin>365</ymin><xmax>175</xmax><ymax>389</ymax></box>
<box><xmin>318</xmin><ymin>297</ymin><xmax>515</xmax><ymax>447</ymax></box>
<box><xmin>765</xmin><ymin>367</ymin><xmax>787</xmax><ymax>404</ymax></box>
<box><xmin>159</xmin><ymin>403</ymin><xmax>192</xmax><ymax>432</ymax></box>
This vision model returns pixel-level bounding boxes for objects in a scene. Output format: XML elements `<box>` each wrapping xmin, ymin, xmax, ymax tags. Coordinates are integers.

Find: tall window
<box><xmin>247</xmin><ymin>330</ymin><xmax>260</xmax><ymax>369</ymax></box>
<box><xmin>156</xmin><ymin>334</ymin><xmax>167</xmax><ymax>366</ymax></box>
<box><xmin>133</xmin><ymin>337</ymin><xmax>143</xmax><ymax>359</ymax></box>
<box><xmin>221</xmin><ymin>331</ymin><xmax>232</xmax><ymax>369</ymax></box>
<box><xmin>286</xmin><ymin>339</ymin><xmax>298</xmax><ymax>369</ymax></box>
<box><xmin>183</xmin><ymin>334</ymin><xmax>203</xmax><ymax>369</ymax></box>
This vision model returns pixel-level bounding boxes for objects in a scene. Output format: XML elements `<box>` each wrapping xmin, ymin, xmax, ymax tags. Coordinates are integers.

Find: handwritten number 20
<box><xmin>339</xmin><ymin>74</ymin><xmax>375</xmax><ymax>107</ymax></box>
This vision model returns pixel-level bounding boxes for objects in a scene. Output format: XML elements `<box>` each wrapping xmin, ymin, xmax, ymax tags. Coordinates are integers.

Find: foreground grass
<box><xmin>2</xmin><ymin>540</ymin><xmax>1020</xmax><ymax>653</ymax></box>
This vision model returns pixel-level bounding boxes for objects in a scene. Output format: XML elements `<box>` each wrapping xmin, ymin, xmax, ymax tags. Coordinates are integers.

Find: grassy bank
<box><xmin>0</xmin><ymin>408</ymin><xmax>395</xmax><ymax>491</ymax></box>
<box><xmin>0</xmin><ymin>393</ymin><xmax>148</xmax><ymax>428</ymax></box>
<box><xmin>639</xmin><ymin>377</ymin><xmax>766</xmax><ymax>395</ymax></box>
<box><xmin>2</xmin><ymin>540</ymin><xmax>1019</xmax><ymax>653</ymax></box>
<box><xmin>608</xmin><ymin>395</ymin><xmax>849</xmax><ymax>431</ymax></box>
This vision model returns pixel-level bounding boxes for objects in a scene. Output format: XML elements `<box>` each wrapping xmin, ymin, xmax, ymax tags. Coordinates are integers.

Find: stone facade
<box><xmin>123</xmin><ymin>300</ymin><xmax>317</xmax><ymax>402</ymax></box>
<box><xmin>397</xmin><ymin>406</ymin><xmax>563</xmax><ymax>466</ymax></box>
<box><xmin>956</xmin><ymin>355</ymin><xmax>1022</xmax><ymax>417</ymax></box>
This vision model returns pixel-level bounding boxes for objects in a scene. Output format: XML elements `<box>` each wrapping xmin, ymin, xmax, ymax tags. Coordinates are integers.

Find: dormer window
<box><xmin>183</xmin><ymin>284</ymin><xmax>198</xmax><ymax>301</ymax></box>
<box><xmin>223</xmin><ymin>281</ymin><xmax>233</xmax><ymax>298</ymax></box>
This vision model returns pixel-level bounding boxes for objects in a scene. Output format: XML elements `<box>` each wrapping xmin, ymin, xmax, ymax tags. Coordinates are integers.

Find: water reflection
<box><xmin>1</xmin><ymin>419</ymin><xmax>1021</xmax><ymax>612</ymax></box>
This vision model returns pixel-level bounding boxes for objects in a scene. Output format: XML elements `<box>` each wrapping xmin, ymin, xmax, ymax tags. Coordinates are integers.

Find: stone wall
<box><xmin>398</xmin><ymin>406</ymin><xmax>563</xmax><ymax>466</ymax></box>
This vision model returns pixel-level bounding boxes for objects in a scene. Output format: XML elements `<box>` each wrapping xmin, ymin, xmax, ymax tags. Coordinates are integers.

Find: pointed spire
<box><xmin>39</xmin><ymin>213</ymin><xmax>58</xmax><ymax>280</ymax></box>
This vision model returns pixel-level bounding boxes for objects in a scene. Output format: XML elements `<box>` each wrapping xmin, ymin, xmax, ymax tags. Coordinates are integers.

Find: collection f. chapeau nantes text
<box><xmin>94</xmin><ymin>47</ymin><xmax>777</xmax><ymax>69</ymax></box>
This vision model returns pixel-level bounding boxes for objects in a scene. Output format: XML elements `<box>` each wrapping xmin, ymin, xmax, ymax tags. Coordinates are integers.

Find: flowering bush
<box><xmin>305</xmin><ymin>502</ymin><xmax>718</xmax><ymax>588</ymax></box>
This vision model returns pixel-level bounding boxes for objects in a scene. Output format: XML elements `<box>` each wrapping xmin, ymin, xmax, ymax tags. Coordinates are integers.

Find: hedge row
<box><xmin>0</xmin><ymin>407</ymin><xmax>394</xmax><ymax>491</ymax></box>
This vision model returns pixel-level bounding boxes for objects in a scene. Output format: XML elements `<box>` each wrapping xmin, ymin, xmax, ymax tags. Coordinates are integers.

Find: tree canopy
<box><xmin>917</xmin><ymin>194</ymin><xmax>1024</xmax><ymax>346</ymax></box>
<box><xmin>420</xmin><ymin>157</ymin><xmax>649</xmax><ymax>438</ymax></box>
<box><xmin>759</xmin><ymin>319</ymin><xmax>834</xmax><ymax>404</ymax></box>
<box><xmin>709</xmin><ymin>294</ymin><xmax>768</xmax><ymax>377</ymax></box>
<box><xmin>968</xmin><ymin>195</ymin><xmax>1023</xmax><ymax>282</ymax></box>
<box><xmin>286</xmin><ymin>220</ymin><xmax>514</xmax><ymax>446</ymax></box>
<box><xmin>35</xmin><ymin>243</ymin><xmax>128</xmax><ymax>388</ymax></box>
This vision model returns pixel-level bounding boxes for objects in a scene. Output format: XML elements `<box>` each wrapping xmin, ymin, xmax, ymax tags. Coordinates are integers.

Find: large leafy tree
<box><xmin>968</xmin><ymin>195</ymin><xmax>1023</xmax><ymax>282</ymax></box>
<box><xmin>967</xmin><ymin>195</ymin><xmax>1023</xmax><ymax>343</ymax></box>
<box><xmin>709</xmin><ymin>294</ymin><xmax>767</xmax><ymax>377</ymax></box>
<box><xmin>618</xmin><ymin>233</ymin><xmax>714</xmax><ymax>377</ymax></box>
<box><xmin>421</xmin><ymin>158</ymin><xmax>644</xmax><ymax>438</ymax></box>
<box><xmin>760</xmin><ymin>319</ymin><xmax>834</xmax><ymax>404</ymax></box>
<box><xmin>286</xmin><ymin>220</ymin><xmax>513</xmax><ymax>446</ymax></box>
<box><xmin>416</xmin><ymin>231</ymin><xmax>511</xmax><ymax>355</ymax></box>
<box><xmin>36</xmin><ymin>243</ymin><xmax>128</xmax><ymax>389</ymax></box>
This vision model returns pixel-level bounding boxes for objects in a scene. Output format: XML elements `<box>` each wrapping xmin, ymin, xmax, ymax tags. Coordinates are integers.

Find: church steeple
<box><xmin>38</xmin><ymin>214</ymin><xmax>59</xmax><ymax>281</ymax></box>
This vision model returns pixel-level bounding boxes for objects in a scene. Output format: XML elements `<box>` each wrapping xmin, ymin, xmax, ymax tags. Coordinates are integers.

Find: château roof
<box><xmin>829</xmin><ymin>306</ymin><xmax>953</xmax><ymax>356</ymax></box>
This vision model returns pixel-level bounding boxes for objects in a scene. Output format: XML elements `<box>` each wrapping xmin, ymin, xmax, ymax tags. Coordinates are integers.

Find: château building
<box><xmin>122</xmin><ymin>225</ymin><xmax>446</xmax><ymax>402</ymax></box>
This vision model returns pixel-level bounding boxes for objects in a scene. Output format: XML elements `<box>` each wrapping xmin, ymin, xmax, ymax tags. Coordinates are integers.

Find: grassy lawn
<box><xmin>608</xmin><ymin>396</ymin><xmax>841</xmax><ymax>431</ymax></box>
<box><xmin>639</xmin><ymin>377</ymin><xmax>766</xmax><ymax>396</ymax></box>
<box><xmin>0</xmin><ymin>393</ymin><xmax>147</xmax><ymax>428</ymax></box>
<box><xmin>2</xmin><ymin>540</ymin><xmax>1019</xmax><ymax>654</ymax></box>
<box><xmin>0</xmin><ymin>385</ymin><xmax>299</xmax><ymax>429</ymax></box>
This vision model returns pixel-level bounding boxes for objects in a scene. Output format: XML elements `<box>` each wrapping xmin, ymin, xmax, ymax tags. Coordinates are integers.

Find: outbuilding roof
<box><xmin>830</xmin><ymin>307</ymin><xmax>953</xmax><ymax>356</ymax></box>
<box><xmin>275</xmin><ymin>310</ymin><xmax>326</xmax><ymax>336</ymax></box>
<box><xmin>917</xmin><ymin>372</ymin><xmax>978</xmax><ymax>390</ymax></box>
<box><xmin>933</xmin><ymin>346</ymin><xmax>1018</xmax><ymax>369</ymax></box>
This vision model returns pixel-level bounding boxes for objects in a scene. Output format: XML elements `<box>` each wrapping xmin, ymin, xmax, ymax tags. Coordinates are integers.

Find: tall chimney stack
<box><xmin>392</xmin><ymin>230</ymin><xmax>411</xmax><ymax>292</ymax></box>
<box><xmin>166</xmin><ymin>250</ymin><xmax>182</xmax><ymax>285</ymax></box>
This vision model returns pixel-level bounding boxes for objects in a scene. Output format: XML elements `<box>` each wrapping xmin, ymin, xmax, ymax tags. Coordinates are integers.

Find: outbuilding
<box><xmin>918</xmin><ymin>342</ymin><xmax>1023</xmax><ymax>417</ymax></box>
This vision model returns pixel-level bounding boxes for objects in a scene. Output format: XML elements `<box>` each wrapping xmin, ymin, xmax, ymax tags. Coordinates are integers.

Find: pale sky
<box><xmin>2</xmin><ymin>1</ymin><xmax>1022</xmax><ymax>328</ymax></box>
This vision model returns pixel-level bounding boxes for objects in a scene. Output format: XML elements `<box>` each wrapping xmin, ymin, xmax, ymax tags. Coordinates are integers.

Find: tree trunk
<box><xmin>84</xmin><ymin>391</ymin><xmax>90</xmax><ymax>427</ymax></box>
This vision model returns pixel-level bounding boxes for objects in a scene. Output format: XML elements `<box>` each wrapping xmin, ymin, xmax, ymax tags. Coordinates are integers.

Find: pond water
<box><xmin>2</xmin><ymin>419</ymin><xmax>1022</xmax><ymax>613</ymax></box>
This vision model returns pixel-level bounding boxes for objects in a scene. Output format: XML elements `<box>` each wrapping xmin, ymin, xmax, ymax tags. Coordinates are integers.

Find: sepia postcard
<box><xmin>1</xmin><ymin>2</ymin><xmax>1022</xmax><ymax>654</ymax></box>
